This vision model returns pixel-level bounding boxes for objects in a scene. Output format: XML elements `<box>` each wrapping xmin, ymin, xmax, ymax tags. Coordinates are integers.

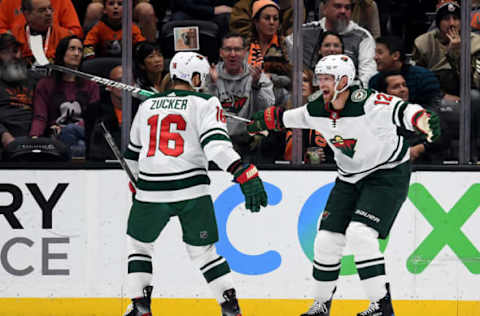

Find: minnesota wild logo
<box><xmin>330</xmin><ymin>135</ymin><xmax>357</xmax><ymax>158</ymax></box>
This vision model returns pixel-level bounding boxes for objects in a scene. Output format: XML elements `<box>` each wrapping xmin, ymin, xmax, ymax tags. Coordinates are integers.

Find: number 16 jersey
<box><xmin>124</xmin><ymin>90</ymin><xmax>241</xmax><ymax>203</ymax></box>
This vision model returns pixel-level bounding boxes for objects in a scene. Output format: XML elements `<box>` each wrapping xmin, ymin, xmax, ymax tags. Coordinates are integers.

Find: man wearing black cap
<box><xmin>413</xmin><ymin>0</ymin><xmax>480</xmax><ymax>161</ymax></box>
<box><xmin>0</xmin><ymin>33</ymin><xmax>36</xmax><ymax>158</ymax></box>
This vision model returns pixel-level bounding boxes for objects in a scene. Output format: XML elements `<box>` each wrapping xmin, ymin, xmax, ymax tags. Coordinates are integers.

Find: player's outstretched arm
<box><xmin>412</xmin><ymin>109</ymin><xmax>441</xmax><ymax>143</ymax></box>
<box><xmin>228</xmin><ymin>161</ymin><xmax>268</xmax><ymax>213</ymax></box>
<box><xmin>247</xmin><ymin>106</ymin><xmax>285</xmax><ymax>133</ymax></box>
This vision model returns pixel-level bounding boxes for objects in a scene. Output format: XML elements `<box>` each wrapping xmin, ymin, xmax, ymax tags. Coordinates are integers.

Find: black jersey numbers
<box><xmin>147</xmin><ymin>114</ymin><xmax>186</xmax><ymax>157</ymax></box>
<box><xmin>374</xmin><ymin>93</ymin><xmax>393</xmax><ymax>105</ymax></box>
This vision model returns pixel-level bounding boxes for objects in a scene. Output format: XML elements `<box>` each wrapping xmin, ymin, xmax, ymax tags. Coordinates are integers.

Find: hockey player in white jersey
<box><xmin>123</xmin><ymin>51</ymin><xmax>268</xmax><ymax>316</ymax></box>
<box><xmin>247</xmin><ymin>54</ymin><xmax>441</xmax><ymax>316</ymax></box>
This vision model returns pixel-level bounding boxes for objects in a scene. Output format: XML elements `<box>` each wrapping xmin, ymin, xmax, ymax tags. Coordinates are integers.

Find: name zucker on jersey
<box><xmin>150</xmin><ymin>98</ymin><xmax>188</xmax><ymax>110</ymax></box>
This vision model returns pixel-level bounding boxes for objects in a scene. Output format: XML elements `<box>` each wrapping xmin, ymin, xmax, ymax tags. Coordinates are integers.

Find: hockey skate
<box><xmin>220</xmin><ymin>288</ymin><xmax>242</xmax><ymax>316</ymax></box>
<box><xmin>124</xmin><ymin>286</ymin><xmax>153</xmax><ymax>316</ymax></box>
<box><xmin>357</xmin><ymin>283</ymin><xmax>394</xmax><ymax>316</ymax></box>
<box><xmin>300</xmin><ymin>287</ymin><xmax>336</xmax><ymax>316</ymax></box>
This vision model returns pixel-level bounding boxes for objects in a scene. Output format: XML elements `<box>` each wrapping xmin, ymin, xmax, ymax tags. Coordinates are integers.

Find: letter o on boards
<box><xmin>1</xmin><ymin>237</ymin><xmax>34</xmax><ymax>276</ymax></box>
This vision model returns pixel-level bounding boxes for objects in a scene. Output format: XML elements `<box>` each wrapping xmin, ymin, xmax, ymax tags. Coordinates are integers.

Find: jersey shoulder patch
<box><xmin>350</xmin><ymin>88</ymin><xmax>368</xmax><ymax>103</ymax></box>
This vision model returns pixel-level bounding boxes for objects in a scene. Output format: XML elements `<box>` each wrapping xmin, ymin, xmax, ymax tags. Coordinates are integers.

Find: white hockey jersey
<box><xmin>124</xmin><ymin>89</ymin><xmax>241</xmax><ymax>202</ymax></box>
<box><xmin>283</xmin><ymin>86</ymin><xmax>425</xmax><ymax>183</ymax></box>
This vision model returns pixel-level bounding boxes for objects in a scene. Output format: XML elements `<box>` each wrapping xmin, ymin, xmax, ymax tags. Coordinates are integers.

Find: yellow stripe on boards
<box><xmin>1</xmin><ymin>298</ymin><xmax>479</xmax><ymax>316</ymax></box>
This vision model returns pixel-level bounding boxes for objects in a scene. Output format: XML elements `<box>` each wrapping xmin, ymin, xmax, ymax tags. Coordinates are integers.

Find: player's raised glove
<box><xmin>412</xmin><ymin>110</ymin><xmax>441</xmax><ymax>143</ymax></box>
<box><xmin>233</xmin><ymin>164</ymin><xmax>268</xmax><ymax>212</ymax></box>
<box><xmin>247</xmin><ymin>106</ymin><xmax>284</xmax><ymax>133</ymax></box>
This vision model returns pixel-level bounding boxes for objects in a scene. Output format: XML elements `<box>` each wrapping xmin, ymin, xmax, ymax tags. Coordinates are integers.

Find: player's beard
<box><xmin>0</xmin><ymin>59</ymin><xmax>28</xmax><ymax>82</ymax></box>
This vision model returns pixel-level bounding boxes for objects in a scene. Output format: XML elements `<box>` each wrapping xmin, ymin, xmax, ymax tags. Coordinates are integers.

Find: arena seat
<box><xmin>160</xmin><ymin>19</ymin><xmax>220</xmax><ymax>64</ymax></box>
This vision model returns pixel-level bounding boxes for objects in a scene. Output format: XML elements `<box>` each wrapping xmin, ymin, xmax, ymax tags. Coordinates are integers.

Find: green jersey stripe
<box><xmin>129</xmin><ymin>141</ymin><xmax>142</xmax><ymax>150</ymax></box>
<box><xmin>137</xmin><ymin>175</ymin><xmax>210</xmax><ymax>191</ymax></box>
<box><xmin>124</xmin><ymin>148</ymin><xmax>139</xmax><ymax>160</ymax></box>
<box><xmin>200</xmin><ymin>128</ymin><xmax>228</xmax><ymax>140</ymax></box>
<box><xmin>201</xmin><ymin>134</ymin><xmax>231</xmax><ymax>148</ymax></box>
<box><xmin>391</xmin><ymin>100</ymin><xmax>402</xmax><ymax>127</ymax></box>
<box><xmin>357</xmin><ymin>263</ymin><xmax>386</xmax><ymax>280</ymax></box>
<box><xmin>128</xmin><ymin>260</ymin><xmax>153</xmax><ymax>273</ymax></box>
<box><xmin>389</xmin><ymin>138</ymin><xmax>409</xmax><ymax>163</ymax></box>
<box><xmin>396</xmin><ymin>102</ymin><xmax>409</xmax><ymax>130</ymax></box>
<box><xmin>203</xmin><ymin>261</ymin><xmax>231</xmax><ymax>283</ymax></box>
<box><xmin>140</xmin><ymin>168</ymin><xmax>206</xmax><ymax>177</ymax></box>
<box><xmin>313</xmin><ymin>266</ymin><xmax>340</xmax><ymax>281</ymax></box>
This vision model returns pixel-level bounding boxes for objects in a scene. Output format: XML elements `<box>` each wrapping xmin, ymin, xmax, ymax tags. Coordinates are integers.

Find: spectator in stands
<box><xmin>87</xmin><ymin>64</ymin><xmax>123</xmax><ymax>160</ymax></box>
<box><xmin>313</xmin><ymin>31</ymin><xmax>346</xmax><ymax>82</ymax></box>
<box><xmin>247</xmin><ymin>0</ymin><xmax>288</xmax><ymax>66</ymax></box>
<box><xmin>170</xmin><ymin>0</ymin><xmax>236</xmax><ymax>43</ymax></box>
<box><xmin>471</xmin><ymin>0</ymin><xmax>480</xmax><ymax>34</ymax></box>
<box><xmin>377</xmin><ymin>0</ymin><xmax>434</xmax><ymax>51</ymax></box>
<box><xmin>288</xmin><ymin>0</ymin><xmax>376</xmax><ymax>87</ymax></box>
<box><xmin>10</xmin><ymin>0</ymin><xmax>74</xmax><ymax>64</ymax></box>
<box><xmin>284</xmin><ymin>68</ymin><xmax>334</xmax><ymax>164</ymax></box>
<box><xmin>229</xmin><ymin>0</ymin><xmax>296</xmax><ymax>42</ymax></box>
<box><xmin>0</xmin><ymin>34</ymin><xmax>35</xmax><ymax>157</ymax></box>
<box><xmin>133</xmin><ymin>41</ymin><xmax>169</xmax><ymax>94</ymax></box>
<box><xmin>376</xmin><ymin>71</ymin><xmax>431</xmax><ymax>162</ymax></box>
<box><xmin>83</xmin><ymin>0</ymin><xmax>145</xmax><ymax>59</ymax></box>
<box><xmin>208</xmin><ymin>32</ymin><xmax>279</xmax><ymax>163</ymax></box>
<box><xmin>30</xmin><ymin>35</ymin><xmax>100</xmax><ymax>158</ymax></box>
<box><xmin>248</xmin><ymin>0</ymin><xmax>291</xmax><ymax>108</ymax></box>
<box><xmin>318</xmin><ymin>0</ymin><xmax>380</xmax><ymax>39</ymax></box>
<box><xmin>369</xmin><ymin>36</ymin><xmax>442</xmax><ymax>108</ymax></box>
<box><xmin>83</xmin><ymin>0</ymin><xmax>157</xmax><ymax>42</ymax></box>
<box><xmin>413</xmin><ymin>0</ymin><xmax>480</xmax><ymax>161</ymax></box>
<box><xmin>263</xmin><ymin>55</ymin><xmax>291</xmax><ymax>107</ymax></box>
<box><xmin>318</xmin><ymin>31</ymin><xmax>344</xmax><ymax>57</ymax></box>
<box><xmin>0</xmin><ymin>0</ymin><xmax>82</xmax><ymax>38</ymax></box>
<box><xmin>351</xmin><ymin>0</ymin><xmax>380</xmax><ymax>39</ymax></box>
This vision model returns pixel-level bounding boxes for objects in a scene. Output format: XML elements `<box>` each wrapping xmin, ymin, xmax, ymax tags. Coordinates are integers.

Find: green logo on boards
<box><xmin>339</xmin><ymin>183</ymin><xmax>480</xmax><ymax>275</ymax></box>
<box><xmin>406</xmin><ymin>183</ymin><xmax>480</xmax><ymax>274</ymax></box>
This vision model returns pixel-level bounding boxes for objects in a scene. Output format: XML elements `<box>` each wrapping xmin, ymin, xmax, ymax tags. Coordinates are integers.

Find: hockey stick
<box><xmin>100</xmin><ymin>122</ymin><xmax>137</xmax><ymax>184</ymax></box>
<box><xmin>30</xmin><ymin>35</ymin><xmax>153</xmax><ymax>98</ymax></box>
<box><xmin>30</xmin><ymin>35</ymin><xmax>256</xmax><ymax>126</ymax></box>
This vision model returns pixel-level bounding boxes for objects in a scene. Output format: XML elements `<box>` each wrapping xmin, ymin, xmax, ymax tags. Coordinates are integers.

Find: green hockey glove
<box><xmin>247</xmin><ymin>106</ymin><xmax>284</xmax><ymax>133</ymax></box>
<box><xmin>233</xmin><ymin>164</ymin><xmax>268</xmax><ymax>212</ymax></box>
<box><xmin>412</xmin><ymin>110</ymin><xmax>441</xmax><ymax>143</ymax></box>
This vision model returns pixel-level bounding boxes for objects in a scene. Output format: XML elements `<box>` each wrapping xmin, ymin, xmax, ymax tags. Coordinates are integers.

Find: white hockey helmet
<box><xmin>169</xmin><ymin>52</ymin><xmax>210</xmax><ymax>92</ymax></box>
<box><xmin>314</xmin><ymin>54</ymin><xmax>356</xmax><ymax>94</ymax></box>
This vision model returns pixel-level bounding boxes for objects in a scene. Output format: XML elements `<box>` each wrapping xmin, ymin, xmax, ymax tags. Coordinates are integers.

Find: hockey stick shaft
<box><xmin>29</xmin><ymin>34</ymin><xmax>154</xmax><ymax>98</ymax></box>
<box><xmin>30</xmin><ymin>35</ymin><xmax>255</xmax><ymax>125</ymax></box>
<box><xmin>47</xmin><ymin>67</ymin><xmax>253</xmax><ymax>124</ymax></box>
<box><xmin>224</xmin><ymin>112</ymin><xmax>251</xmax><ymax>123</ymax></box>
<box><xmin>100</xmin><ymin>122</ymin><xmax>137</xmax><ymax>184</ymax></box>
<box><xmin>47</xmin><ymin>64</ymin><xmax>154</xmax><ymax>98</ymax></box>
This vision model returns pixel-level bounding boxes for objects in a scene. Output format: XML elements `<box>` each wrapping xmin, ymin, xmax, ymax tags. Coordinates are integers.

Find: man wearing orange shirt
<box><xmin>0</xmin><ymin>0</ymin><xmax>82</xmax><ymax>38</ymax></box>
<box><xmin>9</xmin><ymin>0</ymin><xmax>74</xmax><ymax>63</ymax></box>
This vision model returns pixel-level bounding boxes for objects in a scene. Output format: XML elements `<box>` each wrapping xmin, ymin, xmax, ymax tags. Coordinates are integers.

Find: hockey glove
<box><xmin>412</xmin><ymin>110</ymin><xmax>441</xmax><ymax>143</ymax></box>
<box><xmin>233</xmin><ymin>164</ymin><xmax>268</xmax><ymax>212</ymax></box>
<box><xmin>247</xmin><ymin>106</ymin><xmax>284</xmax><ymax>133</ymax></box>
